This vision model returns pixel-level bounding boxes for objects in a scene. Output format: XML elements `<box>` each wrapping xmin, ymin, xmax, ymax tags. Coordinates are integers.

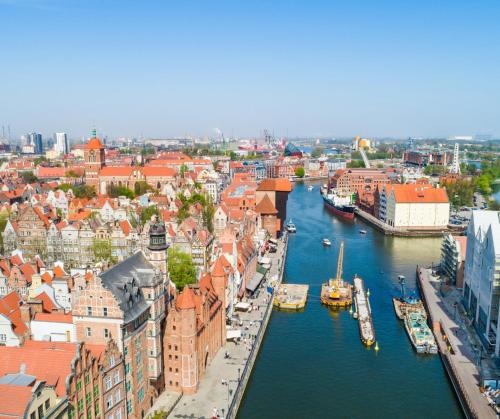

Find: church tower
<box><xmin>148</xmin><ymin>216</ymin><xmax>169</xmax><ymax>284</ymax></box>
<box><xmin>84</xmin><ymin>128</ymin><xmax>105</xmax><ymax>190</ymax></box>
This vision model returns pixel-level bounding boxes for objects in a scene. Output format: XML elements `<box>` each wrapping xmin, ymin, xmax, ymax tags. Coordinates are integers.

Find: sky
<box><xmin>1</xmin><ymin>0</ymin><xmax>499</xmax><ymax>140</ymax></box>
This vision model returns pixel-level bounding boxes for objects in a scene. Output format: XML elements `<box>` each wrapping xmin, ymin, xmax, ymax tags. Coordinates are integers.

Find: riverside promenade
<box><xmin>148</xmin><ymin>234</ymin><xmax>288</xmax><ymax>419</ymax></box>
<box><xmin>417</xmin><ymin>266</ymin><xmax>495</xmax><ymax>419</ymax></box>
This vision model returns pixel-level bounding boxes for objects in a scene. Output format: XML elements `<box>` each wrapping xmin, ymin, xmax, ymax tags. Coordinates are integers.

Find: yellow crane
<box><xmin>329</xmin><ymin>241</ymin><xmax>345</xmax><ymax>298</ymax></box>
<box><xmin>336</xmin><ymin>240</ymin><xmax>344</xmax><ymax>282</ymax></box>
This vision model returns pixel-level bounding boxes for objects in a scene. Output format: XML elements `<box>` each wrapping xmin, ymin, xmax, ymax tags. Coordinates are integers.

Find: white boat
<box><xmin>285</xmin><ymin>220</ymin><xmax>296</xmax><ymax>233</ymax></box>
<box><xmin>322</xmin><ymin>238</ymin><xmax>331</xmax><ymax>246</ymax></box>
<box><xmin>359</xmin><ymin>230</ymin><xmax>367</xmax><ymax>235</ymax></box>
<box><xmin>307</xmin><ymin>185</ymin><xmax>314</xmax><ymax>191</ymax></box>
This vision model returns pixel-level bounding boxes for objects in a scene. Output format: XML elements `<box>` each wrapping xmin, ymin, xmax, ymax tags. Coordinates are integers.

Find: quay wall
<box><xmin>355</xmin><ymin>208</ymin><xmax>450</xmax><ymax>237</ymax></box>
<box><xmin>416</xmin><ymin>266</ymin><xmax>478</xmax><ymax>419</ymax></box>
<box><xmin>227</xmin><ymin>234</ymin><xmax>289</xmax><ymax>419</ymax></box>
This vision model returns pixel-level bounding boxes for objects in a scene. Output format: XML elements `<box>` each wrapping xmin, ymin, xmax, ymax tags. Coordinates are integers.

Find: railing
<box><xmin>226</xmin><ymin>233</ymin><xmax>288</xmax><ymax>419</ymax></box>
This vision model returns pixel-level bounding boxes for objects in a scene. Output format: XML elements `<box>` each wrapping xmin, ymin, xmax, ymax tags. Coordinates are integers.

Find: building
<box><xmin>163</xmin><ymin>268</ymin><xmax>226</xmax><ymax>394</ymax></box>
<box><xmin>384</xmin><ymin>184</ymin><xmax>449</xmax><ymax>229</ymax></box>
<box><xmin>84</xmin><ymin>130</ymin><xmax>106</xmax><ymax>190</ymax></box>
<box><xmin>330</xmin><ymin>168</ymin><xmax>389</xmax><ymax>195</ymax></box>
<box><xmin>255</xmin><ymin>178</ymin><xmax>292</xmax><ymax>236</ymax></box>
<box><xmin>462</xmin><ymin>211</ymin><xmax>500</xmax><ymax>355</ymax></box>
<box><xmin>29</xmin><ymin>132</ymin><xmax>43</xmax><ymax>154</ymax></box>
<box><xmin>72</xmin><ymin>247</ymin><xmax>166</xmax><ymax>416</ymax></box>
<box><xmin>441</xmin><ymin>234</ymin><xmax>467</xmax><ymax>287</ymax></box>
<box><xmin>54</xmin><ymin>132</ymin><xmax>69</xmax><ymax>155</ymax></box>
<box><xmin>403</xmin><ymin>150</ymin><xmax>452</xmax><ymax>167</ymax></box>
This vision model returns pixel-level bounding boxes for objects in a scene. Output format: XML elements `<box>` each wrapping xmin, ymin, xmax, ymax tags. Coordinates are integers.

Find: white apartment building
<box><xmin>54</xmin><ymin>132</ymin><xmax>69</xmax><ymax>155</ymax></box>
<box><xmin>463</xmin><ymin>211</ymin><xmax>500</xmax><ymax>355</ymax></box>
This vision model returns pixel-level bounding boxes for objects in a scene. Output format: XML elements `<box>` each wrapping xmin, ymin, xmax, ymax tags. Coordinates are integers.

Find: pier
<box><xmin>417</xmin><ymin>266</ymin><xmax>495</xmax><ymax>419</ymax></box>
<box><xmin>150</xmin><ymin>234</ymin><xmax>289</xmax><ymax>418</ymax></box>
<box><xmin>273</xmin><ymin>283</ymin><xmax>309</xmax><ymax>310</ymax></box>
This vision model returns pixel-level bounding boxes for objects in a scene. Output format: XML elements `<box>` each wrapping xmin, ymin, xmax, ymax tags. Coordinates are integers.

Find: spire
<box><xmin>91</xmin><ymin>128</ymin><xmax>97</xmax><ymax>139</ymax></box>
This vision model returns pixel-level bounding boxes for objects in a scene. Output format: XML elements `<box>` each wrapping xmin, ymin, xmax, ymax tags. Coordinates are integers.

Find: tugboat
<box><xmin>392</xmin><ymin>275</ymin><xmax>426</xmax><ymax>320</ymax></box>
<box><xmin>321</xmin><ymin>241</ymin><xmax>352</xmax><ymax>307</ymax></box>
<box><xmin>353</xmin><ymin>275</ymin><xmax>375</xmax><ymax>346</ymax></box>
<box><xmin>285</xmin><ymin>219</ymin><xmax>297</xmax><ymax>233</ymax></box>
<box><xmin>322</xmin><ymin>238</ymin><xmax>331</xmax><ymax>246</ymax></box>
<box><xmin>404</xmin><ymin>312</ymin><xmax>438</xmax><ymax>354</ymax></box>
<box><xmin>322</xmin><ymin>189</ymin><xmax>355</xmax><ymax>220</ymax></box>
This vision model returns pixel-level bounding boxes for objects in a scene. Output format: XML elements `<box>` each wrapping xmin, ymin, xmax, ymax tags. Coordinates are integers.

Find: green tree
<box><xmin>179</xmin><ymin>164</ymin><xmax>188</xmax><ymax>178</ymax></box>
<box><xmin>21</xmin><ymin>171</ymin><xmax>38</xmax><ymax>184</ymax></box>
<box><xmin>34</xmin><ymin>156</ymin><xmax>48</xmax><ymax>166</ymax></box>
<box><xmin>295</xmin><ymin>167</ymin><xmax>305</xmax><ymax>178</ymax></box>
<box><xmin>134</xmin><ymin>181</ymin><xmax>151</xmax><ymax>196</ymax></box>
<box><xmin>92</xmin><ymin>239</ymin><xmax>114</xmax><ymax>262</ymax></box>
<box><xmin>347</xmin><ymin>160</ymin><xmax>365</xmax><ymax>168</ymax></box>
<box><xmin>423</xmin><ymin>164</ymin><xmax>445</xmax><ymax>176</ymax></box>
<box><xmin>141</xmin><ymin>205</ymin><xmax>159</xmax><ymax>225</ymax></box>
<box><xmin>73</xmin><ymin>184</ymin><xmax>97</xmax><ymax>199</ymax></box>
<box><xmin>109</xmin><ymin>185</ymin><xmax>135</xmax><ymax>199</ymax></box>
<box><xmin>168</xmin><ymin>247</ymin><xmax>196</xmax><ymax>291</ymax></box>
<box><xmin>311</xmin><ymin>147</ymin><xmax>324</xmax><ymax>158</ymax></box>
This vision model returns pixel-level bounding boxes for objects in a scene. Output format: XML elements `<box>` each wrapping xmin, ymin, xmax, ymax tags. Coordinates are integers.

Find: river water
<box><xmin>237</xmin><ymin>181</ymin><xmax>463</xmax><ymax>419</ymax></box>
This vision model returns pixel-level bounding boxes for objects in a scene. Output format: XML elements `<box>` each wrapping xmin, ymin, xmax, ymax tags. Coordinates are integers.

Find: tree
<box><xmin>202</xmin><ymin>201</ymin><xmax>215</xmax><ymax>233</ymax></box>
<box><xmin>141</xmin><ymin>205</ymin><xmax>159</xmax><ymax>225</ymax></box>
<box><xmin>73</xmin><ymin>184</ymin><xmax>97</xmax><ymax>199</ymax></box>
<box><xmin>423</xmin><ymin>164</ymin><xmax>445</xmax><ymax>176</ymax></box>
<box><xmin>168</xmin><ymin>247</ymin><xmax>196</xmax><ymax>291</ymax></box>
<box><xmin>295</xmin><ymin>167</ymin><xmax>305</xmax><ymax>178</ymax></box>
<box><xmin>21</xmin><ymin>171</ymin><xmax>38</xmax><ymax>184</ymax></box>
<box><xmin>92</xmin><ymin>239</ymin><xmax>115</xmax><ymax>263</ymax></box>
<box><xmin>109</xmin><ymin>185</ymin><xmax>135</xmax><ymax>199</ymax></box>
<box><xmin>347</xmin><ymin>160</ymin><xmax>365</xmax><ymax>168</ymax></box>
<box><xmin>34</xmin><ymin>156</ymin><xmax>48</xmax><ymax>166</ymax></box>
<box><xmin>0</xmin><ymin>211</ymin><xmax>9</xmax><ymax>253</ymax></box>
<box><xmin>179</xmin><ymin>164</ymin><xmax>188</xmax><ymax>179</ymax></box>
<box><xmin>311</xmin><ymin>147</ymin><xmax>324</xmax><ymax>158</ymax></box>
<box><xmin>134</xmin><ymin>181</ymin><xmax>151</xmax><ymax>196</ymax></box>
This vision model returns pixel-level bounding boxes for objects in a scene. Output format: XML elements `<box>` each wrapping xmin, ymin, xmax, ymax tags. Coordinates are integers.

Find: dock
<box><xmin>417</xmin><ymin>266</ymin><xmax>495</xmax><ymax>419</ymax></box>
<box><xmin>274</xmin><ymin>284</ymin><xmax>309</xmax><ymax>310</ymax></box>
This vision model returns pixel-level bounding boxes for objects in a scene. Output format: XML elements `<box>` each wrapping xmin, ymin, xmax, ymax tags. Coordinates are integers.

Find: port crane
<box><xmin>336</xmin><ymin>241</ymin><xmax>344</xmax><ymax>283</ymax></box>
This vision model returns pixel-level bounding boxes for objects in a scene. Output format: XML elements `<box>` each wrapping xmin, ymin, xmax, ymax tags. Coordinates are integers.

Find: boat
<box><xmin>359</xmin><ymin>229</ymin><xmax>367</xmax><ymax>234</ymax></box>
<box><xmin>322</xmin><ymin>238</ymin><xmax>331</xmax><ymax>246</ymax></box>
<box><xmin>392</xmin><ymin>275</ymin><xmax>426</xmax><ymax>320</ymax></box>
<box><xmin>285</xmin><ymin>220</ymin><xmax>297</xmax><ymax>233</ymax></box>
<box><xmin>307</xmin><ymin>185</ymin><xmax>314</xmax><ymax>191</ymax></box>
<box><xmin>321</xmin><ymin>241</ymin><xmax>352</xmax><ymax>307</ymax></box>
<box><xmin>404</xmin><ymin>312</ymin><xmax>438</xmax><ymax>354</ymax></box>
<box><xmin>353</xmin><ymin>275</ymin><xmax>375</xmax><ymax>346</ymax></box>
<box><xmin>322</xmin><ymin>190</ymin><xmax>355</xmax><ymax>220</ymax></box>
<box><xmin>274</xmin><ymin>284</ymin><xmax>309</xmax><ymax>310</ymax></box>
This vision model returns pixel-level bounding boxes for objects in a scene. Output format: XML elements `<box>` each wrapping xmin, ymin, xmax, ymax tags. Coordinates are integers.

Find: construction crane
<box><xmin>336</xmin><ymin>241</ymin><xmax>345</xmax><ymax>282</ymax></box>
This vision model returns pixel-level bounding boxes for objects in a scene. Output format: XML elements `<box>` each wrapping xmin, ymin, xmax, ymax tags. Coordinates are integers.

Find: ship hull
<box><xmin>322</xmin><ymin>196</ymin><xmax>355</xmax><ymax>220</ymax></box>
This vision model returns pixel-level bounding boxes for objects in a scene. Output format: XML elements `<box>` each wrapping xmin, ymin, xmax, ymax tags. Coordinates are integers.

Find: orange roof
<box><xmin>120</xmin><ymin>220</ymin><xmax>131</xmax><ymax>236</ymax></box>
<box><xmin>257</xmin><ymin>178</ymin><xmax>292</xmax><ymax>192</ymax></box>
<box><xmin>0</xmin><ymin>341</ymin><xmax>77</xmax><ymax>397</ymax></box>
<box><xmin>33</xmin><ymin>292</ymin><xmax>56</xmax><ymax>312</ymax></box>
<box><xmin>141</xmin><ymin>166</ymin><xmax>176</xmax><ymax>177</ymax></box>
<box><xmin>53</xmin><ymin>265</ymin><xmax>66</xmax><ymax>278</ymax></box>
<box><xmin>41</xmin><ymin>271</ymin><xmax>53</xmax><ymax>285</ymax></box>
<box><xmin>391</xmin><ymin>184</ymin><xmax>449</xmax><ymax>203</ymax></box>
<box><xmin>33</xmin><ymin>207</ymin><xmax>50</xmax><ymax>227</ymax></box>
<box><xmin>255</xmin><ymin>195</ymin><xmax>277</xmax><ymax>214</ymax></box>
<box><xmin>99</xmin><ymin>166</ymin><xmax>134</xmax><ymax>177</ymax></box>
<box><xmin>84</xmin><ymin>137</ymin><xmax>104</xmax><ymax>150</ymax></box>
<box><xmin>68</xmin><ymin>209</ymin><xmax>91</xmax><ymax>221</ymax></box>
<box><xmin>0</xmin><ymin>384</ymin><xmax>33</xmax><ymax>417</ymax></box>
<box><xmin>0</xmin><ymin>292</ymin><xmax>27</xmax><ymax>336</ymax></box>
<box><xmin>33</xmin><ymin>312</ymin><xmax>73</xmax><ymax>324</ymax></box>
<box><xmin>176</xmin><ymin>286</ymin><xmax>196</xmax><ymax>310</ymax></box>
<box><xmin>37</xmin><ymin>167</ymin><xmax>66</xmax><ymax>178</ymax></box>
<box><xmin>211</xmin><ymin>256</ymin><xmax>227</xmax><ymax>277</ymax></box>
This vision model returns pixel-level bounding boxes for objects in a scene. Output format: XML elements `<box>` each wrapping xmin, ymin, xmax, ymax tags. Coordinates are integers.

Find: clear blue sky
<box><xmin>1</xmin><ymin>0</ymin><xmax>499</xmax><ymax>139</ymax></box>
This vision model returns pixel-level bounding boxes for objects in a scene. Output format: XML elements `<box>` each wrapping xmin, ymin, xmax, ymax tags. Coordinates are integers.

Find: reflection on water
<box><xmin>237</xmin><ymin>181</ymin><xmax>463</xmax><ymax>419</ymax></box>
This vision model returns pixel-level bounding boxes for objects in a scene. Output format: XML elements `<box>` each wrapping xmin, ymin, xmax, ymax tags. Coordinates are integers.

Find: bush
<box><xmin>295</xmin><ymin>167</ymin><xmax>305</xmax><ymax>178</ymax></box>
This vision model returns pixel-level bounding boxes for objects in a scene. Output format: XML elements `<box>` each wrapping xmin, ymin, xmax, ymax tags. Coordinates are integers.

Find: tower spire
<box><xmin>91</xmin><ymin>128</ymin><xmax>97</xmax><ymax>139</ymax></box>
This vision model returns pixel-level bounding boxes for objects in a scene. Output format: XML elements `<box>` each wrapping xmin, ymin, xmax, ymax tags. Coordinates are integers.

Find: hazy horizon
<box><xmin>1</xmin><ymin>0</ymin><xmax>499</xmax><ymax>139</ymax></box>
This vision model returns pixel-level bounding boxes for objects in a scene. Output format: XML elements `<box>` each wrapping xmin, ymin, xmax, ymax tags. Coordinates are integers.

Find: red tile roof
<box><xmin>84</xmin><ymin>137</ymin><xmax>104</xmax><ymax>150</ymax></box>
<box><xmin>33</xmin><ymin>312</ymin><xmax>73</xmax><ymax>324</ymax></box>
<box><xmin>33</xmin><ymin>292</ymin><xmax>56</xmax><ymax>312</ymax></box>
<box><xmin>141</xmin><ymin>166</ymin><xmax>176</xmax><ymax>177</ymax></box>
<box><xmin>0</xmin><ymin>384</ymin><xmax>33</xmax><ymax>417</ymax></box>
<box><xmin>0</xmin><ymin>292</ymin><xmax>27</xmax><ymax>336</ymax></box>
<box><xmin>391</xmin><ymin>184</ymin><xmax>449</xmax><ymax>203</ymax></box>
<box><xmin>256</xmin><ymin>178</ymin><xmax>292</xmax><ymax>192</ymax></box>
<box><xmin>255</xmin><ymin>195</ymin><xmax>277</xmax><ymax>214</ymax></box>
<box><xmin>99</xmin><ymin>166</ymin><xmax>134</xmax><ymax>177</ymax></box>
<box><xmin>176</xmin><ymin>286</ymin><xmax>196</xmax><ymax>310</ymax></box>
<box><xmin>53</xmin><ymin>265</ymin><xmax>66</xmax><ymax>278</ymax></box>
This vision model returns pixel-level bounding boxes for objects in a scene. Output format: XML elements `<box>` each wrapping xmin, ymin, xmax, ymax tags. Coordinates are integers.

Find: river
<box><xmin>237</xmin><ymin>181</ymin><xmax>463</xmax><ymax>418</ymax></box>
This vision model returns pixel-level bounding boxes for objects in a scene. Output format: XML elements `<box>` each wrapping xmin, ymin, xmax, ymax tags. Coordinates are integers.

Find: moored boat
<box><xmin>321</xmin><ymin>241</ymin><xmax>352</xmax><ymax>307</ymax></box>
<box><xmin>285</xmin><ymin>219</ymin><xmax>297</xmax><ymax>233</ymax></box>
<box><xmin>322</xmin><ymin>238</ymin><xmax>331</xmax><ymax>246</ymax></box>
<box><xmin>353</xmin><ymin>275</ymin><xmax>375</xmax><ymax>346</ymax></box>
<box><xmin>393</xmin><ymin>275</ymin><xmax>426</xmax><ymax>320</ymax></box>
<box><xmin>322</xmin><ymin>191</ymin><xmax>355</xmax><ymax>220</ymax></box>
<box><xmin>404</xmin><ymin>312</ymin><xmax>438</xmax><ymax>354</ymax></box>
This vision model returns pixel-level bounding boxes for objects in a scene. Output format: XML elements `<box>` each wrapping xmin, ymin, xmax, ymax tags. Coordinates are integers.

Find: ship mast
<box><xmin>336</xmin><ymin>241</ymin><xmax>344</xmax><ymax>284</ymax></box>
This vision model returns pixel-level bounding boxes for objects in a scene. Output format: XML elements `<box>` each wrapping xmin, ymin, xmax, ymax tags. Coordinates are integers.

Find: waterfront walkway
<box><xmin>417</xmin><ymin>267</ymin><xmax>496</xmax><ymax>419</ymax></box>
<box><xmin>148</xmin><ymin>236</ymin><xmax>288</xmax><ymax>419</ymax></box>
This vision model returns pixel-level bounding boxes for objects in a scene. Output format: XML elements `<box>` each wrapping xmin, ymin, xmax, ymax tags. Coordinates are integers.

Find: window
<box><xmin>31</xmin><ymin>412</ymin><xmax>36</xmax><ymax>419</ymax></box>
<box><xmin>44</xmin><ymin>399</ymin><xmax>50</xmax><ymax>409</ymax></box>
<box><xmin>114</xmin><ymin>388</ymin><xmax>121</xmax><ymax>403</ymax></box>
<box><xmin>126</xmin><ymin>400</ymin><xmax>132</xmax><ymax>414</ymax></box>
<box><xmin>87</xmin><ymin>409</ymin><xmax>92</xmax><ymax>419</ymax></box>
<box><xmin>85</xmin><ymin>374</ymin><xmax>90</xmax><ymax>385</ymax></box>
<box><xmin>104</xmin><ymin>376</ymin><xmax>112</xmax><ymax>391</ymax></box>
<box><xmin>125</xmin><ymin>381</ymin><xmax>131</xmax><ymax>392</ymax></box>
<box><xmin>95</xmin><ymin>402</ymin><xmax>100</xmax><ymax>416</ymax></box>
<box><xmin>0</xmin><ymin>334</ymin><xmax>6</xmax><ymax>342</ymax></box>
<box><xmin>86</xmin><ymin>327</ymin><xmax>92</xmax><ymax>337</ymax></box>
<box><xmin>86</xmin><ymin>393</ymin><xmax>91</xmax><ymax>405</ymax></box>
<box><xmin>109</xmin><ymin>355</ymin><xmax>115</xmax><ymax>367</ymax></box>
<box><xmin>103</xmin><ymin>307</ymin><xmax>108</xmax><ymax>317</ymax></box>
<box><xmin>124</xmin><ymin>347</ymin><xmax>128</xmax><ymax>356</ymax></box>
<box><xmin>125</xmin><ymin>363</ymin><xmax>130</xmax><ymax>374</ymax></box>
<box><xmin>138</xmin><ymin>387</ymin><xmax>144</xmax><ymax>402</ymax></box>
<box><xmin>93</xmin><ymin>384</ymin><xmax>99</xmax><ymax>398</ymax></box>
<box><xmin>113</xmin><ymin>369</ymin><xmax>120</xmax><ymax>384</ymax></box>
<box><xmin>68</xmin><ymin>406</ymin><xmax>75</xmax><ymax>419</ymax></box>
<box><xmin>115</xmin><ymin>409</ymin><xmax>122</xmax><ymax>419</ymax></box>
<box><xmin>104</xmin><ymin>328</ymin><xmax>110</xmax><ymax>339</ymax></box>
<box><xmin>106</xmin><ymin>395</ymin><xmax>113</xmax><ymax>409</ymax></box>
<box><xmin>76</xmin><ymin>380</ymin><xmax>82</xmax><ymax>392</ymax></box>
<box><xmin>77</xmin><ymin>399</ymin><xmax>84</xmax><ymax>411</ymax></box>
<box><xmin>107</xmin><ymin>414</ymin><xmax>114</xmax><ymax>419</ymax></box>
<box><xmin>38</xmin><ymin>405</ymin><xmax>43</xmax><ymax>419</ymax></box>
<box><xmin>87</xmin><ymin>307</ymin><xmax>92</xmax><ymax>316</ymax></box>
<box><xmin>137</xmin><ymin>369</ymin><xmax>143</xmax><ymax>383</ymax></box>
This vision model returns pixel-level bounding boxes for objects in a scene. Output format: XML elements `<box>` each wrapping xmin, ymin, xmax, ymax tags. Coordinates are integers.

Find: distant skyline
<box><xmin>1</xmin><ymin>0</ymin><xmax>499</xmax><ymax>139</ymax></box>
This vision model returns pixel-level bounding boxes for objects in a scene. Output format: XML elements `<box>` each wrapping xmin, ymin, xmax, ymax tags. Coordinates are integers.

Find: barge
<box><xmin>404</xmin><ymin>312</ymin><xmax>438</xmax><ymax>354</ymax></box>
<box><xmin>274</xmin><ymin>284</ymin><xmax>309</xmax><ymax>310</ymax></box>
<box><xmin>321</xmin><ymin>241</ymin><xmax>352</xmax><ymax>307</ymax></box>
<box><xmin>353</xmin><ymin>275</ymin><xmax>375</xmax><ymax>346</ymax></box>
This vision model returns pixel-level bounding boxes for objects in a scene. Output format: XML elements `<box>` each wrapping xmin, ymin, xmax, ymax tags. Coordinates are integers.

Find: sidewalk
<box><xmin>149</xmin><ymin>236</ymin><xmax>287</xmax><ymax>418</ymax></box>
<box><xmin>418</xmin><ymin>267</ymin><xmax>496</xmax><ymax>419</ymax></box>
